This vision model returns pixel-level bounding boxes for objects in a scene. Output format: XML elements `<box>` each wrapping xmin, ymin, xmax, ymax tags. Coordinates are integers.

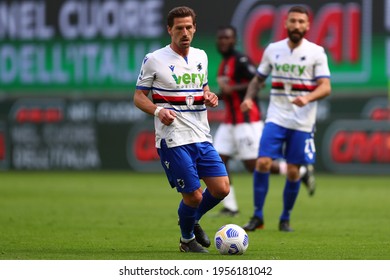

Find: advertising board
<box><xmin>0</xmin><ymin>0</ymin><xmax>388</xmax><ymax>173</ymax></box>
<box><xmin>0</xmin><ymin>0</ymin><xmax>387</xmax><ymax>94</ymax></box>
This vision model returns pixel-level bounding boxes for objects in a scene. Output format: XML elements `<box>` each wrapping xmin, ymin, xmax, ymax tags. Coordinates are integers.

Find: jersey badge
<box><xmin>177</xmin><ymin>179</ymin><xmax>185</xmax><ymax>188</ymax></box>
<box><xmin>186</xmin><ymin>95</ymin><xmax>194</xmax><ymax>106</ymax></box>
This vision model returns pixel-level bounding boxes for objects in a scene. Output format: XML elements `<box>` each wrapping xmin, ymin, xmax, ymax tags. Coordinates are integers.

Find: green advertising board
<box><xmin>0</xmin><ymin>0</ymin><xmax>388</xmax><ymax>95</ymax></box>
<box><xmin>0</xmin><ymin>0</ymin><xmax>389</xmax><ymax>173</ymax></box>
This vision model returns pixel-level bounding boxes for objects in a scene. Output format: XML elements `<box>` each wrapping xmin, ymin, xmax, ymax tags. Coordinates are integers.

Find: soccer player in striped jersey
<box><xmin>241</xmin><ymin>5</ymin><xmax>331</xmax><ymax>232</ymax></box>
<box><xmin>214</xmin><ymin>25</ymin><xmax>316</xmax><ymax>218</ymax></box>
<box><xmin>134</xmin><ymin>6</ymin><xmax>229</xmax><ymax>252</ymax></box>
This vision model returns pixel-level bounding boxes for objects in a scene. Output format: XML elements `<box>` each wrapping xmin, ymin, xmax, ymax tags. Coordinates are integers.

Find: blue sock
<box><xmin>195</xmin><ymin>188</ymin><xmax>222</xmax><ymax>221</ymax></box>
<box><xmin>280</xmin><ymin>179</ymin><xmax>301</xmax><ymax>221</ymax></box>
<box><xmin>254</xmin><ymin>171</ymin><xmax>270</xmax><ymax>219</ymax></box>
<box><xmin>178</xmin><ymin>200</ymin><xmax>197</xmax><ymax>240</ymax></box>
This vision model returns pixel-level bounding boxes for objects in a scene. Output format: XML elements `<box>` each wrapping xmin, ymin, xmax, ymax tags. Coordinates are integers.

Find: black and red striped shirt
<box><xmin>217</xmin><ymin>50</ymin><xmax>261</xmax><ymax>124</ymax></box>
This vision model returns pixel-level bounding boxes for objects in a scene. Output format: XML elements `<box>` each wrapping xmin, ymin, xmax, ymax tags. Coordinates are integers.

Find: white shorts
<box><xmin>214</xmin><ymin>121</ymin><xmax>264</xmax><ymax>160</ymax></box>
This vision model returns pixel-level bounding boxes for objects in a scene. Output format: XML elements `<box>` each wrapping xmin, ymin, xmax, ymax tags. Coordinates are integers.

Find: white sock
<box><xmin>279</xmin><ymin>161</ymin><xmax>287</xmax><ymax>175</ymax></box>
<box><xmin>180</xmin><ymin>236</ymin><xmax>195</xmax><ymax>243</ymax></box>
<box><xmin>223</xmin><ymin>185</ymin><xmax>238</xmax><ymax>211</ymax></box>
<box><xmin>299</xmin><ymin>166</ymin><xmax>307</xmax><ymax>177</ymax></box>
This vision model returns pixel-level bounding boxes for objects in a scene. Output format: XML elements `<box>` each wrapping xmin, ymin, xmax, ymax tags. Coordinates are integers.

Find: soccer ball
<box><xmin>214</xmin><ymin>224</ymin><xmax>249</xmax><ymax>255</ymax></box>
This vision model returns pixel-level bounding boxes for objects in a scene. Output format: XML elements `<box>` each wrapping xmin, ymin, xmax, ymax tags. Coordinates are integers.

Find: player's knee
<box><xmin>209</xmin><ymin>178</ymin><xmax>230</xmax><ymax>199</ymax></box>
<box><xmin>255</xmin><ymin>157</ymin><xmax>272</xmax><ymax>172</ymax></box>
<box><xmin>287</xmin><ymin>164</ymin><xmax>300</xmax><ymax>181</ymax></box>
<box><xmin>183</xmin><ymin>189</ymin><xmax>203</xmax><ymax>207</ymax></box>
<box><xmin>220</xmin><ymin>181</ymin><xmax>230</xmax><ymax>198</ymax></box>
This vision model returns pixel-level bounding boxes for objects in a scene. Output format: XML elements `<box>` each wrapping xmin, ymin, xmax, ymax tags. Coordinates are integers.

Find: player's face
<box><xmin>216</xmin><ymin>29</ymin><xmax>236</xmax><ymax>55</ymax></box>
<box><xmin>168</xmin><ymin>16</ymin><xmax>196</xmax><ymax>53</ymax></box>
<box><xmin>285</xmin><ymin>12</ymin><xmax>310</xmax><ymax>44</ymax></box>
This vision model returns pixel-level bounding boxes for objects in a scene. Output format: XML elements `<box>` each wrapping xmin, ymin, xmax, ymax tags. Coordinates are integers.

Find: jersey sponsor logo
<box><xmin>168</xmin><ymin>64</ymin><xmax>205</xmax><ymax>86</ymax></box>
<box><xmin>274</xmin><ymin>63</ymin><xmax>306</xmax><ymax>76</ymax></box>
<box><xmin>171</xmin><ymin>72</ymin><xmax>205</xmax><ymax>86</ymax></box>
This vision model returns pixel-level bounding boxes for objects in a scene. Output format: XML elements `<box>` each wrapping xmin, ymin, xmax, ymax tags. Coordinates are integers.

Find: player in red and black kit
<box><xmin>217</xmin><ymin>38</ymin><xmax>261</xmax><ymax>125</ymax></box>
<box><xmin>214</xmin><ymin>26</ymin><xmax>315</xmax><ymax>217</ymax></box>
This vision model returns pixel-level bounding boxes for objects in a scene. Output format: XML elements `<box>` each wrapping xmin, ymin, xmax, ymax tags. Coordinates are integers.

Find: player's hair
<box><xmin>217</xmin><ymin>25</ymin><xmax>237</xmax><ymax>39</ymax></box>
<box><xmin>167</xmin><ymin>6</ymin><xmax>196</xmax><ymax>28</ymax></box>
<box><xmin>288</xmin><ymin>5</ymin><xmax>309</xmax><ymax>16</ymax></box>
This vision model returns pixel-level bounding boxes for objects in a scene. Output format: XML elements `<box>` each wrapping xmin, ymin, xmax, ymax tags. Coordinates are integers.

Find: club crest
<box><xmin>186</xmin><ymin>95</ymin><xmax>194</xmax><ymax>106</ymax></box>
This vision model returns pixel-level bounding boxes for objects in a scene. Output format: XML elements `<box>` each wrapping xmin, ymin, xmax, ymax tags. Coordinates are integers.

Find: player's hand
<box><xmin>204</xmin><ymin>91</ymin><xmax>218</xmax><ymax>107</ymax></box>
<box><xmin>158</xmin><ymin>108</ymin><xmax>176</xmax><ymax>126</ymax></box>
<box><xmin>291</xmin><ymin>96</ymin><xmax>309</xmax><ymax>107</ymax></box>
<box><xmin>240</xmin><ymin>99</ymin><xmax>253</xmax><ymax>112</ymax></box>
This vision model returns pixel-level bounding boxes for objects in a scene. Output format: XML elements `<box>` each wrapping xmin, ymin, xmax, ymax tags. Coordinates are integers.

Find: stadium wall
<box><xmin>0</xmin><ymin>0</ymin><xmax>389</xmax><ymax>174</ymax></box>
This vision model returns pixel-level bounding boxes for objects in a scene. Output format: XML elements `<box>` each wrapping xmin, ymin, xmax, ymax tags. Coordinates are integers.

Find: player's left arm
<box><xmin>292</xmin><ymin>47</ymin><xmax>331</xmax><ymax>107</ymax></box>
<box><xmin>292</xmin><ymin>77</ymin><xmax>331</xmax><ymax>107</ymax></box>
<box><xmin>203</xmin><ymin>85</ymin><xmax>219</xmax><ymax>108</ymax></box>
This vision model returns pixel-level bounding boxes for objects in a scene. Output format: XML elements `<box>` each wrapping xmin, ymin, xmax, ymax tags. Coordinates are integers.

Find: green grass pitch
<box><xmin>0</xmin><ymin>171</ymin><xmax>389</xmax><ymax>260</ymax></box>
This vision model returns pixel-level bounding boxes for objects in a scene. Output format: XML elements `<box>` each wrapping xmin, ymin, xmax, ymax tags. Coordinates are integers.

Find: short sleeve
<box><xmin>202</xmin><ymin>50</ymin><xmax>209</xmax><ymax>87</ymax></box>
<box><xmin>256</xmin><ymin>45</ymin><xmax>272</xmax><ymax>78</ymax></box>
<box><xmin>314</xmin><ymin>47</ymin><xmax>331</xmax><ymax>79</ymax></box>
<box><xmin>136</xmin><ymin>54</ymin><xmax>156</xmax><ymax>89</ymax></box>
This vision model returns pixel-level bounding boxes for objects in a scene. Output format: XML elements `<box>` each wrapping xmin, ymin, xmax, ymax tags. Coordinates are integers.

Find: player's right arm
<box><xmin>133</xmin><ymin>89</ymin><xmax>157</xmax><ymax>115</ymax></box>
<box><xmin>134</xmin><ymin>90</ymin><xmax>176</xmax><ymax>126</ymax></box>
<box><xmin>134</xmin><ymin>53</ymin><xmax>176</xmax><ymax>125</ymax></box>
<box><xmin>240</xmin><ymin>75</ymin><xmax>266</xmax><ymax>112</ymax></box>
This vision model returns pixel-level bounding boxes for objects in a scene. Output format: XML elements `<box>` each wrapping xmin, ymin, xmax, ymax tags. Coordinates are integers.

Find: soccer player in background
<box><xmin>240</xmin><ymin>5</ymin><xmax>331</xmax><ymax>232</ymax></box>
<box><xmin>214</xmin><ymin>25</ymin><xmax>316</xmax><ymax>217</ymax></box>
<box><xmin>134</xmin><ymin>6</ymin><xmax>229</xmax><ymax>253</ymax></box>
